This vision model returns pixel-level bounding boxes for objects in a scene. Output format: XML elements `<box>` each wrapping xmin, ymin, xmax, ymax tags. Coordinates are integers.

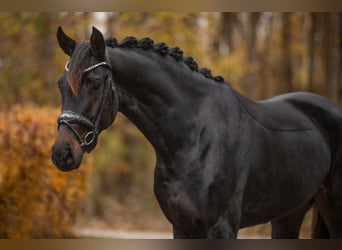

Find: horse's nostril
<box><xmin>51</xmin><ymin>145</ymin><xmax>74</xmax><ymax>167</ymax></box>
<box><xmin>64</xmin><ymin>147</ymin><xmax>74</xmax><ymax>165</ymax></box>
<box><xmin>59</xmin><ymin>147</ymin><xmax>73</xmax><ymax>165</ymax></box>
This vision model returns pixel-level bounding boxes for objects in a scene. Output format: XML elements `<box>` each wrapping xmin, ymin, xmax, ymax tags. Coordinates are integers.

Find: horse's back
<box><xmin>268</xmin><ymin>92</ymin><xmax>342</xmax><ymax>133</ymax></box>
<box><xmin>234</xmin><ymin>90</ymin><xmax>342</xmax><ymax>132</ymax></box>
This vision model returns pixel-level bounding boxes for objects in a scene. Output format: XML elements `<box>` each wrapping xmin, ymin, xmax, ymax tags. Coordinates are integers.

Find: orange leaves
<box><xmin>0</xmin><ymin>106</ymin><xmax>91</xmax><ymax>238</ymax></box>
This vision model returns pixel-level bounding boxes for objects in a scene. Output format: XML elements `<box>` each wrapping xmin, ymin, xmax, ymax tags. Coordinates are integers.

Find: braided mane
<box><xmin>105</xmin><ymin>36</ymin><xmax>225</xmax><ymax>84</ymax></box>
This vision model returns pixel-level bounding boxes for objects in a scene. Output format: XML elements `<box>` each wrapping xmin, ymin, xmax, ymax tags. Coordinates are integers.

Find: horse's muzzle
<box><xmin>51</xmin><ymin>144</ymin><xmax>79</xmax><ymax>171</ymax></box>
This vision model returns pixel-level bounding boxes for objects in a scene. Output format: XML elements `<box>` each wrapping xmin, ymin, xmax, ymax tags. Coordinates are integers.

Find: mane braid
<box><xmin>213</xmin><ymin>75</ymin><xmax>225</xmax><ymax>83</ymax></box>
<box><xmin>105</xmin><ymin>35</ymin><xmax>226</xmax><ymax>84</ymax></box>
<box><xmin>183</xmin><ymin>56</ymin><xmax>199</xmax><ymax>71</ymax></box>
<box><xmin>169</xmin><ymin>47</ymin><xmax>183</xmax><ymax>61</ymax></box>
<box><xmin>105</xmin><ymin>37</ymin><xmax>118</xmax><ymax>48</ymax></box>
<box><xmin>119</xmin><ymin>36</ymin><xmax>138</xmax><ymax>48</ymax></box>
<box><xmin>199</xmin><ymin>68</ymin><xmax>212</xmax><ymax>79</ymax></box>
<box><xmin>153</xmin><ymin>43</ymin><xmax>169</xmax><ymax>55</ymax></box>
<box><xmin>137</xmin><ymin>37</ymin><xmax>154</xmax><ymax>50</ymax></box>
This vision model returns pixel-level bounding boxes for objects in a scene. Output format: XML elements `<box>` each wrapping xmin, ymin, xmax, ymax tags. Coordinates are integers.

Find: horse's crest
<box><xmin>106</xmin><ymin>35</ymin><xmax>225</xmax><ymax>84</ymax></box>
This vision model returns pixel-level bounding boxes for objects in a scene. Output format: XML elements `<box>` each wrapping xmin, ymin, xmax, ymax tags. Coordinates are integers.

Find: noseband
<box><xmin>58</xmin><ymin>61</ymin><xmax>114</xmax><ymax>152</ymax></box>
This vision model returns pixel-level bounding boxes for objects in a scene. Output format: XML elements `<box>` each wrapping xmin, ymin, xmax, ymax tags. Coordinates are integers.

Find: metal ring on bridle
<box><xmin>82</xmin><ymin>131</ymin><xmax>97</xmax><ymax>147</ymax></box>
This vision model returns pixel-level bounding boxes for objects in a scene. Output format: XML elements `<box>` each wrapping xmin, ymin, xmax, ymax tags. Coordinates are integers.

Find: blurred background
<box><xmin>0</xmin><ymin>12</ymin><xmax>341</xmax><ymax>238</ymax></box>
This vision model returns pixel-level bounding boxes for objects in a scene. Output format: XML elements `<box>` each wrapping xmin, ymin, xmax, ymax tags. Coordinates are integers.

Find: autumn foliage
<box><xmin>0</xmin><ymin>12</ymin><xmax>339</xmax><ymax>237</ymax></box>
<box><xmin>0</xmin><ymin>106</ymin><xmax>91</xmax><ymax>238</ymax></box>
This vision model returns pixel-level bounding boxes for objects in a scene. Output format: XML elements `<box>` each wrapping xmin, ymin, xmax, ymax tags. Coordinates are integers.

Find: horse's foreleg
<box><xmin>172</xmin><ymin>225</ymin><xmax>188</xmax><ymax>239</ymax></box>
<box><xmin>271</xmin><ymin>201</ymin><xmax>313</xmax><ymax>239</ymax></box>
<box><xmin>207</xmin><ymin>216</ymin><xmax>238</xmax><ymax>238</ymax></box>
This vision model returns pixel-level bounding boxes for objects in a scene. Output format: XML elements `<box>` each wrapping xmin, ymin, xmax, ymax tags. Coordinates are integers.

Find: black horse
<box><xmin>52</xmin><ymin>26</ymin><xmax>342</xmax><ymax>238</ymax></box>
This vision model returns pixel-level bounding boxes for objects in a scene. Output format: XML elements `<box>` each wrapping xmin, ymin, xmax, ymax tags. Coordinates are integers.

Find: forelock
<box><xmin>67</xmin><ymin>42</ymin><xmax>91</xmax><ymax>95</ymax></box>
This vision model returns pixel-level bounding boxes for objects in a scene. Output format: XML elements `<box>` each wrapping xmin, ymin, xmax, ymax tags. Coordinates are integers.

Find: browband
<box><xmin>65</xmin><ymin>61</ymin><xmax>111</xmax><ymax>73</ymax></box>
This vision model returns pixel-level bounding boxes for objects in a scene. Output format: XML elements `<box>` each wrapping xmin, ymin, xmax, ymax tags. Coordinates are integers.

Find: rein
<box><xmin>58</xmin><ymin>60</ymin><xmax>114</xmax><ymax>152</ymax></box>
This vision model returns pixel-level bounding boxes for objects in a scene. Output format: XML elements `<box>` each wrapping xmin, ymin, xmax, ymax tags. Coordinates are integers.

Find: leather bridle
<box><xmin>57</xmin><ymin>60</ymin><xmax>114</xmax><ymax>152</ymax></box>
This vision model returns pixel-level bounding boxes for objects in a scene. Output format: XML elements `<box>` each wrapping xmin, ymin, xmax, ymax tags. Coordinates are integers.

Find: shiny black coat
<box><xmin>53</xmin><ymin>27</ymin><xmax>342</xmax><ymax>238</ymax></box>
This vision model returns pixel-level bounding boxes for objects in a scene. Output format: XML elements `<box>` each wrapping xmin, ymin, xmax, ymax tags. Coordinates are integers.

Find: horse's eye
<box><xmin>92</xmin><ymin>81</ymin><xmax>102</xmax><ymax>91</ymax></box>
<box><xmin>87</xmin><ymin>79</ymin><xmax>102</xmax><ymax>91</ymax></box>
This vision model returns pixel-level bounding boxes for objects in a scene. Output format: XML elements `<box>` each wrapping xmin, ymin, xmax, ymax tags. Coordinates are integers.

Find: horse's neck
<box><xmin>107</xmin><ymin>47</ymin><xmax>236</xmax><ymax>160</ymax></box>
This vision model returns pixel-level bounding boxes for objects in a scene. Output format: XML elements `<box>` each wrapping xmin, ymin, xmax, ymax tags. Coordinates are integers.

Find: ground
<box><xmin>75</xmin><ymin>208</ymin><xmax>313</xmax><ymax>239</ymax></box>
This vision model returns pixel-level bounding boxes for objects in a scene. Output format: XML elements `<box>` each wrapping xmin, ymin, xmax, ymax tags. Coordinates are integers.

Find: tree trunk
<box><xmin>259</xmin><ymin>13</ymin><xmax>274</xmax><ymax>99</ymax></box>
<box><xmin>325</xmin><ymin>13</ymin><xmax>341</xmax><ymax>103</ymax></box>
<box><xmin>34</xmin><ymin>13</ymin><xmax>57</xmax><ymax>103</ymax></box>
<box><xmin>281</xmin><ymin>12</ymin><xmax>293</xmax><ymax>93</ymax></box>
<box><xmin>241</xmin><ymin>13</ymin><xmax>261</xmax><ymax>99</ymax></box>
<box><xmin>220</xmin><ymin>12</ymin><xmax>238</xmax><ymax>53</ymax></box>
<box><xmin>307</xmin><ymin>13</ymin><xmax>318</xmax><ymax>93</ymax></box>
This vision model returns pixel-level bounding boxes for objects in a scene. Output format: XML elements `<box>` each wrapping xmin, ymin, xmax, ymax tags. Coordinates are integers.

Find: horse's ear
<box><xmin>90</xmin><ymin>26</ymin><xmax>105</xmax><ymax>59</ymax></box>
<box><xmin>57</xmin><ymin>27</ymin><xmax>76</xmax><ymax>57</ymax></box>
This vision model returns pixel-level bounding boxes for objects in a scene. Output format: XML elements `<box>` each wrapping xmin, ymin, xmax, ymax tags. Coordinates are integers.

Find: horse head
<box><xmin>51</xmin><ymin>27</ymin><xmax>119</xmax><ymax>171</ymax></box>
